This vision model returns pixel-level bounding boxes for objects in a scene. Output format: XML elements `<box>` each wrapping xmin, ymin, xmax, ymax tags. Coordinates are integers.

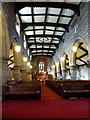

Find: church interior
<box><xmin>0</xmin><ymin>1</ymin><xmax>90</xmax><ymax>119</ymax></box>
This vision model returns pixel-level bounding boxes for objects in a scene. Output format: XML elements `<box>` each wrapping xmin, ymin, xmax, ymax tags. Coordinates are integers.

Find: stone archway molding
<box><xmin>70</xmin><ymin>37</ymin><xmax>88</xmax><ymax>66</ymax></box>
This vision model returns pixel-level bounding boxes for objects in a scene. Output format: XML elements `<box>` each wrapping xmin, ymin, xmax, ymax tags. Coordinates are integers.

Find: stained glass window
<box><xmin>39</xmin><ymin>62</ymin><xmax>44</xmax><ymax>71</ymax></box>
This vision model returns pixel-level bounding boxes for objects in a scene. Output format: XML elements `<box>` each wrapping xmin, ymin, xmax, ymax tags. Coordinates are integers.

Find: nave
<box><xmin>1</xmin><ymin>1</ymin><xmax>90</xmax><ymax>120</ymax></box>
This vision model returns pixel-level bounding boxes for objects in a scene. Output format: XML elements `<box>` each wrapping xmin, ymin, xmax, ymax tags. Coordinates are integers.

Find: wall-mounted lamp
<box><xmin>52</xmin><ymin>65</ymin><xmax>55</xmax><ymax>68</ymax></box>
<box><xmin>15</xmin><ymin>45</ymin><xmax>21</xmax><ymax>52</ymax></box>
<box><xmin>23</xmin><ymin>57</ymin><xmax>27</xmax><ymax>62</ymax></box>
<box><xmin>27</xmin><ymin>62</ymin><xmax>30</xmax><ymax>66</ymax></box>
<box><xmin>61</xmin><ymin>56</ymin><xmax>65</xmax><ymax>61</ymax></box>
<box><xmin>72</xmin><ymin>45</ymin><xmax>77</xmax><ymax>52</ymax></box>
<box><xmin>56</xmin><ymin>61</ymin><xmax>59</xmax><ymax>66</ymax></box>
<box><xmin>30</xmin><ymin>65</ymin><xmax>32</xmax><ymax>69</ymax></box>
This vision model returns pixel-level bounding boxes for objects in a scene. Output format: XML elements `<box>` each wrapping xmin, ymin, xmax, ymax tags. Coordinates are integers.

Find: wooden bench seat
<box><xmin>46</xmin><ymin>80</ymin><xmax>90</xmax><ymax>99</ymax></box>
<box><xmin>64</xmin><ymin>90</ymin><xmax>90</xmax><ymax>93</ymax></box>
<box><xmin>60</xmin><ymin>82</ymin><xmax>90</xmax><ymax>99</ymax></box>
<box><xmin>3</xmin><ymin>83</ymin><xmax>41</xmax><ymax>100</ymax></box>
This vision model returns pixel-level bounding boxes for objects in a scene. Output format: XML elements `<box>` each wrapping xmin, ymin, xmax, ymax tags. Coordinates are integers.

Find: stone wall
<box><xmin>2</xmin><ymin>3</ymin><xmax>27</xmax><ymax>55</ymax></box>
<box><xmin>2</xmin><ymin>2</ymin><xmax>16</xmax><ymax>43</ymax></box>
<box><xmin>52</xmin><ymin>2</ymin><xmax>90</xmax><ymax>80</ymax></box>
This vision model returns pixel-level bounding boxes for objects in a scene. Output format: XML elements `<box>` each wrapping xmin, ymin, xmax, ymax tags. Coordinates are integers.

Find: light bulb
<box><xmin>15</xmin><ymin>45</ymin><xmax>21</xmax><ymax>52</ymax></box>
<box><xmin>30</xmin><ymin>65</ymin><xmax>32</xmax><ymax>69</ymax></box>
<box><xmin>61</xmin><ymin>57</ymin><xmax>65</xmax><ymax>61</ymax></box>
<box><xmin>27</xmin><ymin>62</ymin><xmax>30</xmax><ymax>66</ymax></box>
<box><xmin>52</xmin><ymin>65</ymin><xmax>55</xmax><ymax>68</ymax></box>
<box><xmin>72</xmin><ymin>46</ymin><xmax>77</xmax><ymax>52</ymax></box>
<box><xmin>23</xmin><ymin>57</ymin><xmax>27</xmax><ymax>62</ymax></box>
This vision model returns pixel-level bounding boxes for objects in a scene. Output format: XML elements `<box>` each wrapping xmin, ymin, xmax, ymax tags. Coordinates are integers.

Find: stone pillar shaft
<box><xmin>70</xmin><ymin>66</ymin><xmax>76</xmax><ymax>80</ymax></box>
<box><xmin>22</xmin><ymin>70</ymin><xmax>27</xmax><ymax>81</ymax></box>
<box><xmin>14</xmin><ymin>66</ymin><xmax>21</xmax><ymax>81</ymax></box>
<box><xmin>62</xmin><ymin>69</ymin><xmax>66</xmax><ymax>79</ymax></box>
<box><xmin>2</xmin><ymin>58</ymin><xmax>8</xmax><ymax>84</ymax></box>
<box><xmin>57</xmin><ymin>72</ymin><xmax>60</xmax><ymax>79</ymax></box>
<box><xmin>21</xmin><ymin>58</ymin><xmax>27</xmax><ymax>81</ymax></box>
<box><xmin>14</xmin><ymin>50</ymin><xmax>21</xmax><ymax>81</ymax></box>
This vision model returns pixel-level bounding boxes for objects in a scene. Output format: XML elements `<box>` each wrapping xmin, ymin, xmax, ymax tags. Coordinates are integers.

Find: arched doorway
<box><xmin>70</xmin><ymin>38</ymin><xmax>89</xmax><ymax>80</ymax></box>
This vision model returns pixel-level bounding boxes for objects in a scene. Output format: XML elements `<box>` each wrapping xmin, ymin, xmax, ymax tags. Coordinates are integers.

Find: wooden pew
<box><xmin>3</xmin><ymin>81</ymin><xmax>41</xmax><ymax>100</ymax></box>
<box><xmin>46</xmin><ymin>80</ymin><xmax>90</xmax><ymax>99</ymax></box>
<box><xmin>60</xmin><ymin>81</ymin><xmax>90</xmax><ymax>99</ymax></box>
<box><xmin>46</xmin><ymin>80</ymin><xmax>76</xmax><ymax>94</ymax></box>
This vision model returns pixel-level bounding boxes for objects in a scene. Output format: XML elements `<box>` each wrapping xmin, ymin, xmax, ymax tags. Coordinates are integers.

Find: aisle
<box><xmin>41</xmin><ymin>85</ymin><xmax>61</xmax><ymax>100</ymax></box>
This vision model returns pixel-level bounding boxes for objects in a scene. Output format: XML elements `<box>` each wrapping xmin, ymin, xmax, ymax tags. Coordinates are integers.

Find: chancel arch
<box><xmin>36</xmin><ymin>56</ymin><xmax>48</xmax><ymax>80</ymax></box>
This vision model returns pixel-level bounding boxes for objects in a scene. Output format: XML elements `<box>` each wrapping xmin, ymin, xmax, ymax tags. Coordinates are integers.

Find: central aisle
<box><xmin>41</xmin><ymin>85</ymin><xmax>61</xmax><ymax>100</ymax></box>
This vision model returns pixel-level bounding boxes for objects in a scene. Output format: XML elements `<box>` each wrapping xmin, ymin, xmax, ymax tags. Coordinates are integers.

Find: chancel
<box><xmin>0</xmin><ymin>0</ymin><xmax>90</xmax><ymax>119</ymax></box>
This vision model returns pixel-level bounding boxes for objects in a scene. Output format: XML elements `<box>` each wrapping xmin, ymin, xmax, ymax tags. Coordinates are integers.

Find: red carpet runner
<box><xmin>41</xmin><ymin>85</ymin><xmax>61</xmax><ymax>100</ymax></box>
<box><xmin>2</xmin><ymin>85</ymin><xmax>89</xmax><ymax>119</ymax></box>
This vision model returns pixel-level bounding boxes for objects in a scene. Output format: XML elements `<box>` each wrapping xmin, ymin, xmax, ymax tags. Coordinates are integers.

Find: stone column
<box><xmin>14</xmin><ymin>50</ymin><xmax>21</xmax><ymax>81</ymax></box>
<box><xmin>70</xmin><ymin>66</ymin><xmax>76</xmax><ymax>80</ymax></box>
<box><xmin>57</xmin><ymin>72</ymin><xmax>60</xmax><ymax>79</ymax></box>
<box><xmin>53</xmin><ymin>66</ymin><xmax>56</xmax><ymax>79</ymax></box>
<box><xmin>26</xmin><ymin>63</ymin><xmax>31</xmax><ymax>81</ymax></box>
<box><xmin>7</xmin><ymin>68</ymin><xmax>12</xmax><ymax>80</ymax></box>
<box><xmin>21</xmin><ymin>57</ymin><xmax>27</xmax><ymax>81</ymax></box>
<box><xmin>29</xmin><ymin>65</ymin><xmax>32</xmax><ymax>80</ymax></box>
<box><xmin>86</xmin><ymin>64</ymin><xmax>90</xmax><ymax>80</ymax></box>
<box><xmin>61</xmin><ymin>55</ymin><xmax>67</xmax><ymax>80</ymax></box>
<box><xmin>62</xmin><ymin>68</ymin><xmax>66</xmax><ymax>79</ymax></box>
<box><xmin>1</xmin><ymin>7</ymin><xmax>9</xmax><ymax>85</ymax></box>
<box><xmin>56</xmin><ymin>61</ymin><xmax>60</xmax><ymax>79</ymax></box>
<box><xmin>52</xmin><ymin>66</ymin><xmax>55</xmax><ymax>79</ymax></box>
<box><xmin>2</xmin><ymin>58</ymin><xmax>8</xmax><ymax>84</ymax></box>
<box><xmin>70</xmin><ymin>51</ymin><xmax>77</xmax><ymax>80</ymax></box>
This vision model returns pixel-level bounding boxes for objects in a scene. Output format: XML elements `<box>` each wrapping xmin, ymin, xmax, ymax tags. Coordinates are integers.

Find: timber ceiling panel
<box><xmin>15</xmin><ymin>2</ymin><xmax>81</xmax><ymax>57</ymax></box>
